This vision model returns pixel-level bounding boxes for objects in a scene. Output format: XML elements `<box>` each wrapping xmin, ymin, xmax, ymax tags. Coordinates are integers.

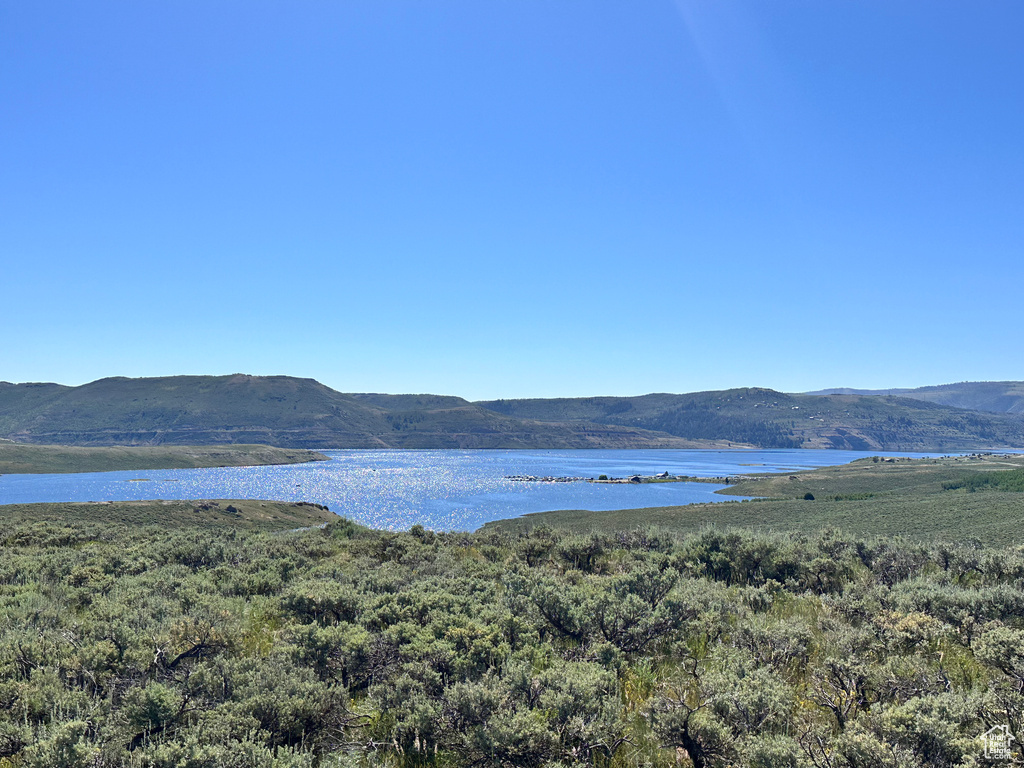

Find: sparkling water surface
<box><xmin>0</xmin><ymin>449</ymin><xmax>946</xmax><ymax>531</ymax></box>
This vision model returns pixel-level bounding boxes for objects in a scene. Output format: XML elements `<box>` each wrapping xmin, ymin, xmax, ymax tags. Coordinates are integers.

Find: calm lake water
<box><xmin>0</xmin><ymin>449</ymin><xmax>947</xmax><ymax>531</ymax></box>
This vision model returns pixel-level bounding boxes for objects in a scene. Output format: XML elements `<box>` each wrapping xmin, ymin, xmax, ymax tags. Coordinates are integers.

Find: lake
<box><xmin>0</xmin><ymin>449</ymin><xmax>947</xmax><ymax>531</ymax></box>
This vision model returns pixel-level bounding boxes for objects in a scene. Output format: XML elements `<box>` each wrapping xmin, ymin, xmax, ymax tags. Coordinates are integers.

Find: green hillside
<box><xmin>3</xmin><ymin>376</ymin><xmax>1024</xmax><ymax>451</ymax></box>
<box><xmin>3</xmin><ymin>495</ymin><xmax>1023</xmax><ymax>765</ymax></box>
<box><xmin>477</xmin><ymin>387</ymin><xmax>1024</xmax><ymax>451</ymax></box>
<box><xmin>0</xmin><ymin>374</ymin><xmax>390</xmax><ymax>447</ymax></box>
<box><xmin>809</xmin><ymin>380</ymin><xmax>1024</xmax><ymax>414</ymax></box>
<box><xmin>0</xmin><ymin>375</ymin><xmax>705</xmax><ymax>449</ymax></box>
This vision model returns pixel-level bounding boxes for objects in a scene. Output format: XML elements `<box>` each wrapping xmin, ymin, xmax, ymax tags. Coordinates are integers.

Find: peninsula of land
<box><xmin>483</xmin><ymin>451</ymin><xmax>1024</xmax><ymax>546</ymax></box>
<box><xmin>0</xmin><ymin>442</ymin><xmax>328</xmax><ymax>474</ymax></box>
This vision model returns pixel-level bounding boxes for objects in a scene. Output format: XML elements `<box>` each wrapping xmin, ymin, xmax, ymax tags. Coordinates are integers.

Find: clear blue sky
<box><xmin>3</xmin><ymin>1</ymin><xmax>1022</xmax><ymax>399</ymax></box>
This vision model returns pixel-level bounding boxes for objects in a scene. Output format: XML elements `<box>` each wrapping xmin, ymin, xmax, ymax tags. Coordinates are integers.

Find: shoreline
<box><xmin>505</xmin><ymin>472</ymin><xmax>735</xmax><ymax>484</ymax></box>
<box><xmin>479</xmin><ymin>452</ymin><xmax>1024</xmax><ymax>545</ymax></box>
<box><xmin>0</xmin><ymin>443</ymin><xmax>330</xmax><ymax>475</ymax></box>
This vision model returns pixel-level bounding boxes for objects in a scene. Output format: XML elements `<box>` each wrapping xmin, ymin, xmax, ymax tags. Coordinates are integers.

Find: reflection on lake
<box><xmin>0</xmin><ymin>449</ymin><xmax>945</xmax><ymax>531</ymax></box>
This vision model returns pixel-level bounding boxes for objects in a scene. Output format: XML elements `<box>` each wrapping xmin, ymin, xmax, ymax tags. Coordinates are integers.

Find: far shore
<box><xmin>0</xmin><ymin>443</ymin><xmax>329</xmax><ymax>475</ymax></box>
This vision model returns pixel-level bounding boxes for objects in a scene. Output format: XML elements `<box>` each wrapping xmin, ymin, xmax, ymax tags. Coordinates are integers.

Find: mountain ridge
<box><xmin>0</xmin><ymin>374</ymin><xmax>720</xmax><ymax>450</ymax></box>
<box><xmin>476</xmin><ymin>386</ymin><xmax>1024</xmax><ymax>451</ymax></box>
<box><xmin>805</xmin><ymin>381</ymin><xmax>1024</xmax><ymax>415</ymax></box>
<box><xmin>2</xmin><ymin>375</ymin><xmax>1023</xmax><ymax>451</ymax></box>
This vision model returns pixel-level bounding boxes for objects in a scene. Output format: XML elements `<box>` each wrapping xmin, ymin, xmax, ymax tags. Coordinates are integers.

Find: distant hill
<box><xmin>0</xmin><ymin>375</ymin><xmax>387</xmax><ymax>447</ymax></box>
<box><xmin>0</xmin><ymin>375</ymin><xmax>708</xmax><ymax>449</ymax></box>
<box><xmin>2</xmin><ymin>375</ymin><xmax>1023</xmax><ymax>451</ymax></box>
<box><xmin>476</xmin><ymin>387</ymin><xmax>1024</xmax><ymax>451</ymax></box>
<box><xmin>806</xmin><ymin>381</ymin><xmax>1024</xmax><ymax>415</ymax></box>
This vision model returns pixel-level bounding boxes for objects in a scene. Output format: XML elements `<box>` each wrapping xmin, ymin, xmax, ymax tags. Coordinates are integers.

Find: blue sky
<box><xmin>3</xmin><ymin>1</ymin><xmax>1022</xmax><ymax>399</ymax></box>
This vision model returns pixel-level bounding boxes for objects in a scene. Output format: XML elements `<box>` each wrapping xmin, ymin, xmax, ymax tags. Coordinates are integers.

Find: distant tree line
<box><xmin>643</xmin><ymin>404</ymin><xmax>801</xmax><ymax>448</ymax></box>
<box><xmin>943</xmin><ymin>467</ymin><xmax>1024</xmax><ymax>493</ymax></box>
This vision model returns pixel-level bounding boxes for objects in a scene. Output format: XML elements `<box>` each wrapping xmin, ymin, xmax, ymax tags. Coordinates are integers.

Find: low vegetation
<box><xmin>1</xmin><ymin>502</ymin><xmax>1023</xmax><ymax>766</ymax></box>
<box><xmin>942</xmin><ymin>467</ymin><xmax>1024</xmax><ymax>493</ymax></box>
<box><xmin>0</xmin><ymin>499</ymin><xmax>336</xmax><ymax>530</ymax></box>
<box><xmin>2</xmin><ymin>455</ymin><xmax>1023</xmax><ymax>766</ymax></box>
<box><xmin>0</xmin><ymin>443</ymin><xmax>328</xmax><ymax>474</ymax></box>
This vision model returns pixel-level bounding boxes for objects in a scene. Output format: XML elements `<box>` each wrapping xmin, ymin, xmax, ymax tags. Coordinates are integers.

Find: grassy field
<box><xmin>482</xmin><ymin>452</ymin><xmax>1024</xmax><ymax>545</ymax></box>
<box><xmin>0</xmin><ymin>442</ymin><xmax>329</xmax><ymax>474</ymax></box>
<box><xmin>0</xmin><ymin>498</ymin><xmax>337</xmax><ymax>530</ymax></box>
<box><xmin>718</xmin><ymin>451</ymin><xmax>1024</xmax><ymax>498</ymax></box>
